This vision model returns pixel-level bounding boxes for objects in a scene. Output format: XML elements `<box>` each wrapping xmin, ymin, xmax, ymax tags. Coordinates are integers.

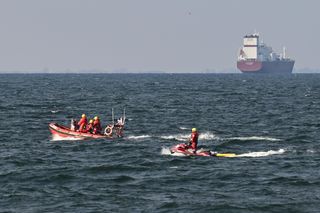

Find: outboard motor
<box><xmin>70</xmin><ymin>119</ymin><xmax>78</xmax><ymax>131</ymax></box>
<box><xmin>70</xmin><ymin>119</ymin><xmax>75</xmax><ymax>131</ymax></box>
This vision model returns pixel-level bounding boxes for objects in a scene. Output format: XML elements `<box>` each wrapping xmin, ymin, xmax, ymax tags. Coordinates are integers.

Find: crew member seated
<box><xmin>93</xmin><ymin>116</ymin><xmax>102</xmax><ymax>134</ymax></box>
<box><xmin>86</xmin><ymin>119</ymin><xmax>94</xmax><ymax>133</ymax></box>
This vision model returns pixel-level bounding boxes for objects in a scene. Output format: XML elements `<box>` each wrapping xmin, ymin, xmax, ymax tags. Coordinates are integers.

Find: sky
<box><xmin>0</xmin><ymin>0</ymin><xmax>319</xmax><ymax>73</ymax></box>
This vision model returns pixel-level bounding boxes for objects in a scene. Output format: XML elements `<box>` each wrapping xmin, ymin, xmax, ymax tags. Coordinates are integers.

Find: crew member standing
<box><xmin>77</xmin><ymin>114</ymin><xmax>88</xmax><ymax>132</ymax></box>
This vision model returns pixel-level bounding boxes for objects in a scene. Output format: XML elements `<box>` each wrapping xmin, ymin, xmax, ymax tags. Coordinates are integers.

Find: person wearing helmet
<box><xmin>77</xmin><ymin>114</ymin><xmax>88</xmax><ymax>132</ymax></box>
<box><xmin>93</xmin><ymin>116</ymin><xmax>102</xmax><ymax>134</ymax></box>
<box><xmin>86</xmin><ymin>119</ymin><xmax>94</xmax><ymax>133</ymax></box>
<box><xmin>187</xmin><ymin>128</ymin><xmax>199</xmax><ymax>153</ymax></box>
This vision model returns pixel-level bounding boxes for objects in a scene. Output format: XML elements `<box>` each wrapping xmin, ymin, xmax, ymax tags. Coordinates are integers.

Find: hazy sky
<box><xmin>0</xmin><ymin>0</ymin><xmax>319</xmax><ymax>73</ymax></box>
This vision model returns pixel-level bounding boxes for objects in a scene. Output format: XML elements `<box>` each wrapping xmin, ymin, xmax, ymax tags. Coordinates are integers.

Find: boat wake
<box><xmin>226</xmin><ymin>136</ymin><xmax>281</xmax><ymax>142</ymax></box>
<box><xmin>161</xmin><ymin>147</ymin><xmax>285</xmax><ymax>158</ymax></box>
<box><xmin>126</xmin><ymin>135</ymin><xmax>152</xmax><ymax>140</ymax></box>
<box><xmin>236</xmin><ymin>149</ymin><xmax>285</xmax><ymax>157</ymax></box>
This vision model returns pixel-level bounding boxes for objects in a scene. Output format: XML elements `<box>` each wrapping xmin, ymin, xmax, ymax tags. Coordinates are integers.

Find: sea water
<box><xmin>0</xmin><ymin>73</ymin><xmax>319</xmax><ymax>212</ymax></box>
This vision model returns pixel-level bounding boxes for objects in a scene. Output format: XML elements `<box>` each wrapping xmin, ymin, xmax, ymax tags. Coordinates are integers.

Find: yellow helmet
<box><xmin>89</xmin><ymin>119</ymin><xmax>93</xmax><ymax>123</ymax></box>
<box><xmin>192</xmin><ymin>128</ymin><xmax>197</xmax><ymax>132</ymax></box>
<box><xmin>94</xmin><ymin>116</ymin><xmax>99</xmax><ymax>120</ymax></box>
<box><xmin>82</xmin><ymin>114</ymin><xmax>86</xmax><ymax>118</ymax></box>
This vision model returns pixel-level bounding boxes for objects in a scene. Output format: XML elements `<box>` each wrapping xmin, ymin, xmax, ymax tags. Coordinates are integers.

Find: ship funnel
<box><xmin>283</xmin><ymin>47</ymin><xmax>286</xmax><ymax>59</ymax></box>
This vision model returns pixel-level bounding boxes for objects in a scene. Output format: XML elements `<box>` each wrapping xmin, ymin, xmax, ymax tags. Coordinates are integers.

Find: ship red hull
<box><xmin>237</xmin><ymin>60</ymin><xmax>294</xmax><ymax>73</ymax></box>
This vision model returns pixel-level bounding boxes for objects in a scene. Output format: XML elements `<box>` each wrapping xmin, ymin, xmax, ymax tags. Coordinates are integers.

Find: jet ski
<box><xmin>170</xmin><ymin>143</ymin><xmax>236</xmax><ymax>157</ymax></box>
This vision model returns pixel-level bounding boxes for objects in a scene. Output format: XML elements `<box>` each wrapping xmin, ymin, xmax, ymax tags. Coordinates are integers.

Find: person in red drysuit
<box><xmin>187</xmin><ymin>128</ymin><xmax>199</xmax><ymax>153</ymax></box>
<box><xmin>77</xmin><ymin>114</ymin><xmax>88</xmax><ymax>132</ymax></box>
<box><xmin>86</xmin><ymin>119</ymin><xmax>94</xmax><ymax>133</ymax></box>
<box><xmin>93</xmin><ymin>116</ymin><xmax>102</xmax><ymax>134</ymax></box>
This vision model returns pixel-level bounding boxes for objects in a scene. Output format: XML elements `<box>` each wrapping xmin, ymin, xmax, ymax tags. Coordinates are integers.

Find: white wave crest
<box><xmin>51</xmin><ymin>134</ymin><xmax>84</xmax><ymax>141</ymax></box>
<box><xmin>126</xmin><ymin>135</ymin><xmax>152</xmax><ymax>140</ymax></box>
<box><xmin>199</xmin><ymin>132</ymin><xmax>219</xmax><ymax>140</ymax></box>
<box><xmin>51</xmin><ymin>110</ymin><xmax>59</xmax><ymax>113</ymax></box>
<box><xmin>179</xmin><ymin>127</ymin><xmax>189</xmax><ymax>130</ymax></box>
<box><xmin>227</xmin><ymin>136</ymin><xmax>281</xmax><ymax>141</ymax></box>
<box><xmin>160</xmin><ymin>132</ymin><xmax>218</xmax><ymax>142</ymax></box>
<box><xmin>160</xmin><ymin>134</ymin><xmax>189</xmax><ymax>141</ymax></box>
<box><xmin>237</xmin><ymin>149</ymin><xmax>285</xmax><ymax>157</ymax></box>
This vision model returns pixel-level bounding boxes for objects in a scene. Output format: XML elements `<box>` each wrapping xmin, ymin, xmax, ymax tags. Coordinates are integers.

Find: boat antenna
<box><xmin>112</xmin><ymin>108</ymin><xmax>114</xmax><ymax>125</ymax></box>
<box><xmin>123</xmin><ymin>108</ymin><xmax>126</xmax><ymax>124</ymax></box>
<box><xmin>283</xmin><ymin>46</ymin><xmax>286</xmax><ymax>59</ymax></box>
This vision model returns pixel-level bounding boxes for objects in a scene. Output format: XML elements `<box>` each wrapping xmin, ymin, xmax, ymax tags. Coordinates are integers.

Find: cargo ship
<box><xmin>237</xmin><ymin>33</ymin><xmax>294</xmax><ymax>73</ymax></box>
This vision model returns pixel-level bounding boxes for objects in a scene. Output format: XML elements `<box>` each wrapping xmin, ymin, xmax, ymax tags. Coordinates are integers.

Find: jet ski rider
<box><xmin>187</xmin><ymin>128</ymin><xmax>199</xmax><ymax>153</ymax></box>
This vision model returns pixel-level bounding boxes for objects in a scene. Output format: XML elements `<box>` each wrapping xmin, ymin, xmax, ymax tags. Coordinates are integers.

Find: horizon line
<box><xmin>0</xmin><ymin>68</ymin><xmax>319</xmax><ymax>74</ymax></box>
<box><xmin>0</xmin><ymin>71</ymin><xmax>319</xmax><ymax>74</ymax></box>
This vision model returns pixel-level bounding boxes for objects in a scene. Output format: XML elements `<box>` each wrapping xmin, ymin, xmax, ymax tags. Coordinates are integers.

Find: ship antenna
<box><xmin>283</xmin><ymin>46</ymin><xmax>286</xmax><ymax>59</ymax></box>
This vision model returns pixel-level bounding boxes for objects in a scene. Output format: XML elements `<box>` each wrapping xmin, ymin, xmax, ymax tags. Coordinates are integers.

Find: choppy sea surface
<box><xmin>0</xmin><ymin>73</ymin><xmax>320</xmax><ymax>212</ymax></box>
